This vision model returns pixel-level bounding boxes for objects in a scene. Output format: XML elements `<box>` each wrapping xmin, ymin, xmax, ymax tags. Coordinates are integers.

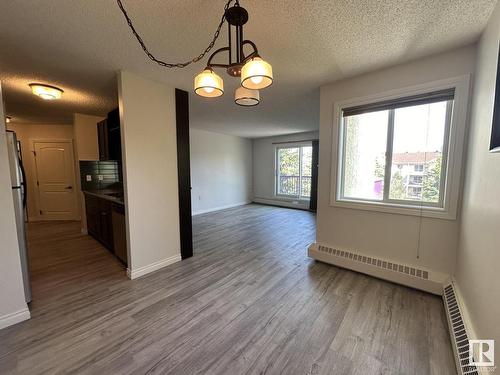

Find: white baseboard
<box><xmin>192</xmin><ymin>201</ymin><xmax>251</xmax><ymax>216</ymax></box>
<box><xmin>252</xmin><ymin>197</ymin><xmax>310</xmax><ymax>210</ymax></box>
<box><xmin>0</xmin><ymin>307</ymin><xmax>30</xmax><ymax>330</ymax></box>
<box><xmin>127</xmin><ymin>254</ymin><xmax>182</xmax><ymax>280</ymax></box>
<box><xmin>308</xmin><ymin>242</ymin><xmax>449</xmax><ymax>295</ymax></box>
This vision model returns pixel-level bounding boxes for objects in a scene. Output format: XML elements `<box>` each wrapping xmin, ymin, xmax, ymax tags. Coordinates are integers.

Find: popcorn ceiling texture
<box><xmin>0</xmin><ymin>0</ymin><xmax>496</xmax><ymax>137</ymax></box>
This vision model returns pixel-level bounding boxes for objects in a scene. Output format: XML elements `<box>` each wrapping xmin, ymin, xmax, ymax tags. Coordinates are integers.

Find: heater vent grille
<box><xmin>443</xmin><ymin>283</ymin><xmax>478</xmax><ymax>375</ymax></box>
<box><xmin>317</xmin><ymin>245</ymin><xmax>429</xmax><ymax>280</ymax></box>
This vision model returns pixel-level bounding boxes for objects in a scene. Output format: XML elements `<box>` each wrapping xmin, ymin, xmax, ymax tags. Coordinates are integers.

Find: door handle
<box><xmin>65</xmin><ymin>186</ymin><xmax>73</xmax><ymax>190</ymax></box>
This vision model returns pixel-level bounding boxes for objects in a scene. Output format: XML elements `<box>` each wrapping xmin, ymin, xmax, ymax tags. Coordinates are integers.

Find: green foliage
<box><xmin>375</xmin><ymin>157</ymin><xmax>385</xmax><ymax>179</ymax></box>
<box><xmin>344</xmin><ymin>117</ymin><xmax>359</xmax><ymax>196</ymax></box>
<box><xmin>278</xmin><ymin>148</ymin><xmax>300</xmax><ymax>176</ymax></box>
<box><xmin>389</xmin><ymin>171</ymin><xmax>406</xmax><ymax>200</ymax></box>
<box><xmin>301</xmin><ymin>147</ymin><xmax>312</xmax><ymax>177</ymax></box>
<box><xmin>422</xmin><ymin>155</ymin><xmax>442</xmax><ymax>203</ymax></box>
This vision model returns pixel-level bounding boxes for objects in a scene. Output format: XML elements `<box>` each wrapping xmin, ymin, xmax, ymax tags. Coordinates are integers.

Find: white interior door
<box><xmin>34</xmin><ymin>141</ymin><xmax>78</xmax><ymax>221</ymax></box>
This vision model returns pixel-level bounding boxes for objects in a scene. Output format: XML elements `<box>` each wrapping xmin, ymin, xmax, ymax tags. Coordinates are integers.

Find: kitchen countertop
<box><xmin>83</xmin><ymin>190</ymin><xmax>125</xmax><ymax>205</ymax></box>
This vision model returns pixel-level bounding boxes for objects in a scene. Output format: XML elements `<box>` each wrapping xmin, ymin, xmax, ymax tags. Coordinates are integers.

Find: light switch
<box><xmin>98</xmin><ymin>175</ymin><xmax>104</xmax><ymax>181</ymax></box>
<box><xmin>86</xmin><ymin>175</ymin><xmax>92</xmax><ymax>182</ymax></box>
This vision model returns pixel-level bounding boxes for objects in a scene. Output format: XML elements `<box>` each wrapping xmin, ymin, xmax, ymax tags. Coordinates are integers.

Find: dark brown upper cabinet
<box><xmin>97</xmin><ymin>119</ymin><xmax>109</xmax><ymax>161</ymax></box>
<box><xmin>97</xmin><ymin>108</ymin><xmax>122</xmax><ymax>162</ymax></box>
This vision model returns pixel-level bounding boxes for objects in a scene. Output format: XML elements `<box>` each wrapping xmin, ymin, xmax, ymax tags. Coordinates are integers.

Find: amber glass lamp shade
<box><xmin>241</xmin><ymin>57</ymin><xmax>273</xmax><ymax>90</ymax></box>
<box><xmin>194</xmin><ymin>68</ymin><xmax>224</xmax><ymax>97</ymax></box>
<box><xmin>235</xmin><ymin>87</ymin><xmax>260</xmax><ymax>106</ymax></box>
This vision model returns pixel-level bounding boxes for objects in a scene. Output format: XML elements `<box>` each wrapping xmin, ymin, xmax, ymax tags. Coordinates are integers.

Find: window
<box><xmin>339</xmin><ymin>89</ymin><xmax>454</xmax><ymax>209</ymax></box>
<box><xmin>409</xmin><ymin>175</ymin><xmax>423</xmax><ymax>185</ymax></box>
<box><xmin>276</xmin><ymin>145</ymin><xmax>312</xmax><ymax>198</ymax></box>
<box><xmin>414</xmin><ymin>164</ymin><xmax>424</xmax><ymax>172</ymax></box>
<box><xmin>408</xmin><ymin>186</ymin><xmax>422</xmax><ymax>198</ymax></box>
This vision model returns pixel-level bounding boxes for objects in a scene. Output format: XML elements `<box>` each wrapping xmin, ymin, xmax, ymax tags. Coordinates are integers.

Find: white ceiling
<box><xmin>0</xmin><ymin>0</ymin><xmax>496</xmax><ymax>138</ymax></box>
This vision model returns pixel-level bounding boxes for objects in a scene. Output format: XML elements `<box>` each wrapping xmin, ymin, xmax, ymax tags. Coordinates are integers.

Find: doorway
<box><xmin>33</xmin><ymin>140</ymin><xmax>79</xmax><ymax>221</ymax></box>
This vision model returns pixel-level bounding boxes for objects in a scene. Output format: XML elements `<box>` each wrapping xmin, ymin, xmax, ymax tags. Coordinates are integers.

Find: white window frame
<box><xmin>338</xmin><ymin>99</ymin><xmax>452</xmax><ymax>209</ymax></box>
<box><xmin>330</xmin><ymin>75</ymin><xmax>470</xmax><ymax>220</ymax></box>
<box><xmin>274</xmin><ymin>142</ymin><xmax>312</xmax><ymax>200</ymax></box>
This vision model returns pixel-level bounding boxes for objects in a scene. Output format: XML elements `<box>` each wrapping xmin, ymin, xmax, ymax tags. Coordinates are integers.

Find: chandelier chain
<box><xmin>116</xmin><ymin>0</ymin><xmax>234</xmax><ymax>68</ymax></box>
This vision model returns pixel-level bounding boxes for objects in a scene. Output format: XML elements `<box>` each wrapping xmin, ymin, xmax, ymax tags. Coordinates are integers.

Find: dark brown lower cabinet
<box><xmin>85</xmin><ymin>194</ymin><xmax>100</xmax><ymax>238</ymax></box>
<box><xmin>85</xmin><ymin>194</ymin><xmax>114</xmax><ymax>251</ymax></box>
<box><xmin>111</xmin><ymin>203</ymin><xmax>127</xmax><ymax>265</ymax></box>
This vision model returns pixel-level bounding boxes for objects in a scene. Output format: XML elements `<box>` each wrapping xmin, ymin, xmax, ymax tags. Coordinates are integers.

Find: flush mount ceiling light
<box><xmin>117</xmin><ymin>0</ymin><xmax>273</xmax><ymax>106</ymax></box>
<box><xmin>29</xmin><ymin>83</ymin><xmax>64</xmax><ymax>100</ymax></box>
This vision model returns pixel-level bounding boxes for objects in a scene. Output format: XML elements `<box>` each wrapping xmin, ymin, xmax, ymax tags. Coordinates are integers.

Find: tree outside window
<box><xmin>276</xmin><ymin>145</ymin><xmax>312</xmax><ymax>198</ymax></box>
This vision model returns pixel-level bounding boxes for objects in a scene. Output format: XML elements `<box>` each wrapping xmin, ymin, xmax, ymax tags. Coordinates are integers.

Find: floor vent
<box><xmin>443</xmin><ymin>283</ymin><xmax>478</xmax><ymax>375</ymax></box>
<box><xmin>317</xmin><ymin>245</ymin><xmax>429</xmax><ymax>280</ymax></box>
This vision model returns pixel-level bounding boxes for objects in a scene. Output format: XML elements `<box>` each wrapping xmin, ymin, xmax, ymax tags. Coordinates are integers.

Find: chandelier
<box><xmin>117</xmin><ymin>0</ymin><xmax>273</xmax><ymax>107</ymax></box>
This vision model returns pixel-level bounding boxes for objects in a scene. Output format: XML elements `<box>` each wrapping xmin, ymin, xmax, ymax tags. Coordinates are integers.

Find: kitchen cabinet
<box><xmin>111</xmin><ymin>203</ymin><xmax>127</xmax><ymax>265</ymax></box>
<box><xmin>97</xmin><ymin>108</ymin><xmax>121</xmax><ymax>162</ymax></box>
<box><xmin>97</xmin><ymin>119</ymin><xmax>109</xmax><ymax>161</ymax></box>
<box><xmin>107</xmin><ymin>109</ymin><xmax>122</xmax><ymax>162</ymax></box>
<box><xmin>85</xmin><ymin>194</ymin><xmax>114</xmax><ymax>251</ymax></box>
<box><xmin>85</xmin><ymin>193</ymin><xmax>100</xmax><ymax>238</ymax></box>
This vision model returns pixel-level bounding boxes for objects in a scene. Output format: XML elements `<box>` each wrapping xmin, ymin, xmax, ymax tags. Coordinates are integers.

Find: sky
<box><xmin>348</xmin><ymin>100</ymin><xmax>448</xmax><ymax>158</ymax></box>
<box><xmin>392</xmin><ymin>101</ymin><xmax>447</xmax><ymax>153</ymax></box>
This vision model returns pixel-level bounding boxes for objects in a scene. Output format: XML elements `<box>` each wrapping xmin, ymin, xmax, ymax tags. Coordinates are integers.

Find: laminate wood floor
<box><xmin>0</xmin><ymin>204</ymin><xmax>456</xmax><ymax>375</ymax></box>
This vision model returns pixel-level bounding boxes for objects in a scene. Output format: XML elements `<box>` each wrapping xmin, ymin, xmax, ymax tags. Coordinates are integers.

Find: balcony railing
<box><xmin>277</xmin><ymin>175</ymin><xmax>311</xmax><ymax>197</ymax></box>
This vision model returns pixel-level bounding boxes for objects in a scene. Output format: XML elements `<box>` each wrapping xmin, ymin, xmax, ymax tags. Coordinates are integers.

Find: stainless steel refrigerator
<box><xmin>6</xmin><ymin>130</ymin><xmax>31</xmax><ymax>303</ymax></box>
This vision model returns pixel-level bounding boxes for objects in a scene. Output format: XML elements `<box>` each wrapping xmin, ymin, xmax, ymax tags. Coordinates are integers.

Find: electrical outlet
<box><xmin>98</xmin><ymin>175</ymin><xmax>104</xmax><ymax>181</ymax></box>
<box><xmin>86</xmin><ymin>175</ymin><xmax>92</xmax><ymax>182</ymax></box>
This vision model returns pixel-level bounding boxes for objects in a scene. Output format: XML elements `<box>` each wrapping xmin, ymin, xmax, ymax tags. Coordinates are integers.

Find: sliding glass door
<box><xmin>276</xmin><ymin>145</ymin><xmax>312</xmax><ymax>199</ymax></box>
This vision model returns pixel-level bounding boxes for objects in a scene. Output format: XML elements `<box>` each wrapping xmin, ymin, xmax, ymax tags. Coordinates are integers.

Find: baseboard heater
<box><xmin>443</xmin><ymin>282</ymin><xmax>479</xmax><ymax>375</ymax></box>
<box><xmin>309</xmin><ymin>243</ymin><xmax>479</xmax><ymax>373</ymax></box>
<box><xmin>308</xmin><ymin>243</ymin><xmax>448</xmax><ymax>295</ymax></box>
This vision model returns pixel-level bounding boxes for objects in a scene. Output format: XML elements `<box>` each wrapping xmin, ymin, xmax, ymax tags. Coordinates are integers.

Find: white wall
<box><xmin>0</xmin><ymin>85</ymin><xmax>30</xmax><ymax>329</ymax></box>
<box><xmin>253</xmin><ymin>131</ymin><xmax>319</xmax><ymax>210</ymax></box>
<box><xmin>118</xmin><ymin>71</ymin><xmax>181</xmax><ymax>279</ymax></box>
<box><xmin>455</xmin><ymin>2</ymin><xmax>500</xmax><ymax>355</ymax></box>
<box><xmin>316</xmin><ymin>45</ymin><xmax>477</xmax><ymax>278</ymax></box>
<box><xmin>190</xmin><ymin>129</ymin><xmax>252</xmax><ymax>215</ymax></box>
<box><xmin>6</xmin><ymin>122</ymin><xmax>76</xmax><ymax>221</ymax></box>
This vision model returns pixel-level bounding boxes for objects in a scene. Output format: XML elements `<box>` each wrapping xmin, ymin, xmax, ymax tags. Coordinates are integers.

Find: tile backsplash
<box><xmin>80</xmin><ymin>161</ymin><xmax>122</xmax><ymax>191</ymax></box>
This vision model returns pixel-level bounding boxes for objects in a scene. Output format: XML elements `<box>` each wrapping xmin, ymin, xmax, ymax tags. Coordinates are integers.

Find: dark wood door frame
<box><xmin>309</xmin><ymin>140</ymin><xmax>319</xmax><ymax>212</ymax></box>
<box><xmin>175</xmin><ymin>89</ymin><xmax>193</xmax><ymax>259</ymax></box>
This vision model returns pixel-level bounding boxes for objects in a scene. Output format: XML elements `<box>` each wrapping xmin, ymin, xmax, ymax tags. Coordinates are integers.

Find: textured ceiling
<box><xmin>0</xmin><ymin>0</ymin><xmax>496</xmax><ymax>137</ymax></box>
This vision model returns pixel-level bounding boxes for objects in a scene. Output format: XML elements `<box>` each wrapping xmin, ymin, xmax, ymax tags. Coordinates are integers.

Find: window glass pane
<box><xmin>343</xmin><ymin>111</ymin><xmax>389</xmax><ymax>200</ymax></box>
<box><xmin>300</xmin><ymin>146</ymin><xmax>312</xmax><ymax>197</ymax></box>
<box><xmin>389</xmin><ymin>101</ymin><xmax>447</xmax><ymax>203</ymax></box>
<box><xmin>278</xmin><ymin>147</ymin><xmax>300</xmax><ymax>196</ymax></box>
